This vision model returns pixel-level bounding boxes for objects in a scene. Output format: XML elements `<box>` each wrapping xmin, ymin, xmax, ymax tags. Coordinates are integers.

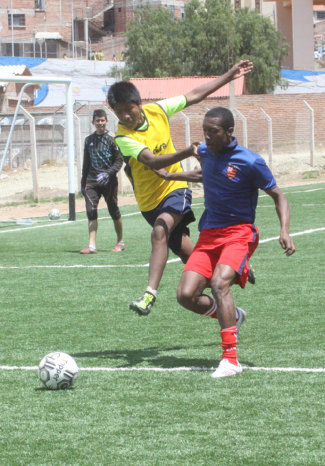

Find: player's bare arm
<box><xmin>138</xmin><ymin>142</ymin><xmax>200</xmax><ymax>169</ymax></box>
<box><xmin>185</xmin><ymin>60</ymin><xmax>253</xmax><ymax>106</ymax></box>
<box><xmin>265</xmin><ymin>186</ymin><xmax>296</xmax><ymax>256</ymax></box>
<box><xmin>153</xmin><ymin>167</ymin><xmax>203</xmax><ymax>182</ymax></box>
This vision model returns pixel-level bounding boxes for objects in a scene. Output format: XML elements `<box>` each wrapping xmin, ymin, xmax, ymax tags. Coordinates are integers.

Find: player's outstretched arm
<box><xmin>185</xmin><ymin>60</ymin><xmax>253</xmax><ymax>106</ymax></box>
<box><xmin>138</xmin><ymin>142</ymin><xmax>200</xmax><ymax>170</ymax></box>
<box><xmin>265</xmin><ymin>186</ymin><xmax>296</xmax><ymax>256</ymax></box>
<box><xmin>153</xmin><ymin>167</ymin><xmax>202</xmax><ymax>182</ymax></box>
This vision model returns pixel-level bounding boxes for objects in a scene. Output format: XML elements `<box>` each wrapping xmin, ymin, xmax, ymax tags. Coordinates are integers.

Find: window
<box><xmin>8</xmin><ymin>14</ymin><xmax>26</xmax><ymax>29</ymax></box>
<box><xmin>317</xmin><ymin>12</ymin><xmax>325</xmax><ymax>21</ymax></box>
<box><xmin>255</xmin><ymin>0</ymin><xmax>261</xmax><ymax>13</ymax></box>
<box><xmin>35</xmin><ymin>0</ymin><xmax>46</xmax><ymax>9</ymax></box>
<box><xmin>5</xmin><ymin>42</ymin><xmax>20</xmax><ymax>56</ymax></box>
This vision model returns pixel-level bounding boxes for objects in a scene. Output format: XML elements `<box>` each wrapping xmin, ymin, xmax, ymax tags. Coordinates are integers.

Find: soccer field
<box><xmin>1</xmin><ymin>183</ymin><xmax>324</xmax><ymax>465</ymax></box>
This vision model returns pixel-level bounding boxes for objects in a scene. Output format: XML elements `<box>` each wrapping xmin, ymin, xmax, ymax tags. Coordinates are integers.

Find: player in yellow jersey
<box><xmin>107</xmin><ymin>60</ymin><xmax>253</xmax><ymax>316</ymax></box>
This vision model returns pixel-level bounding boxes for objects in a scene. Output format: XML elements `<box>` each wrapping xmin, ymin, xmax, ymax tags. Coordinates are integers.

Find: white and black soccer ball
<box><xmin>38</xmin><ymin>352</ymin><xmax>79</xmax><ymax>390</ymax></box>
<box><xmin>48</xmin><ymin>208</ymin><xmax>60</xmax><ymax>220</ymax></box>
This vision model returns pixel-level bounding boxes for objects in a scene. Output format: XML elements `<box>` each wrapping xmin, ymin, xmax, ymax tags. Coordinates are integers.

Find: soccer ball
<box><xmin>48</xmin><ymin>208</ymin><xmax>60</xmax><ymax>220</ymax></box>
<box><xmin>38</xmin><ymin>352</ymin><xmax>79</xmax><ymax>390</ymax></box>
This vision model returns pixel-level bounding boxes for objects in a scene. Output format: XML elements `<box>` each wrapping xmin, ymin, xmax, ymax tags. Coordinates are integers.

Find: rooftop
<box><xmin>130</xmin><ymin>76</ymin><xmax>245</xmax><ymax>100</ymax></box>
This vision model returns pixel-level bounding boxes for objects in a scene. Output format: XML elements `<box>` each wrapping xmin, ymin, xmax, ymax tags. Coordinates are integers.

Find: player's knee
<box><xmin>87</xmin><ymin>209</ymin><xmax>98</xmax><ymax>221</ymax></box>
<box><xmin>151</xmin><ymin>224</ymin><xmax>168</xmax><ymax>245</ymax></box>
<box><xmin>210</xmin><ymin>275</ymin><xmax>231</xmax><ymax>298</ymax></box>
<box><xmin>177</xmin><ymin>283</ymin><xmax>194</xmax><ymax>308</ymax></box>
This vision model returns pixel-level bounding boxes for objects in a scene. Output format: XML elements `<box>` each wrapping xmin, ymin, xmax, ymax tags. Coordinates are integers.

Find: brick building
<box><xmin>0</xmin><ymin>0</ymin><xmax>189</xmax><ymax>60</ymax></box>
<box><xmin>0</xmin><ymin>1</ymin><xmax>273</xmax><ymax>61</ymax></box>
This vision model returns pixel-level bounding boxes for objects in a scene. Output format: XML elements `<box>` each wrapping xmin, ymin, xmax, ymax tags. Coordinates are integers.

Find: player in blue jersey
<box><xmin>108</xmin><ymin>60</ymin><xmax>255</xmax><ymax>316</ymax></box>
<box><xmin>156</xmin><ymin>107</ymin><xmax>295</xmax><ymax>378</ymax></box>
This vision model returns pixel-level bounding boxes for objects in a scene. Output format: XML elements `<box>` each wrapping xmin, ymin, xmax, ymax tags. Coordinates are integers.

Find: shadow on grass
<box><xmin>72</xmin><ymin>345</ymin><xmax>254</xmax><ymax>369</ymax></box>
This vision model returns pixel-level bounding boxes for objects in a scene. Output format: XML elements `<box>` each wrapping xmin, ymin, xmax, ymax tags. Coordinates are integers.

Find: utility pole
<box><xmin>11</xmin><ymin>0</ymin><xmax>14</xmax><ymax>56</ymax></box>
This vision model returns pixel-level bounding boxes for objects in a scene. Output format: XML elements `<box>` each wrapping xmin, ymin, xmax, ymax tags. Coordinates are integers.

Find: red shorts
<box><xmin>183</xmin><ymin>224</ymin><xmax>259</xmax><ymax>288</ymax></box>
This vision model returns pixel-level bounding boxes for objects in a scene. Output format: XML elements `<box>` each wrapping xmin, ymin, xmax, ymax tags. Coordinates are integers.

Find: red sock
<box><xmin>220</xmin><ymin>326</ymin><xmax>238</xmax><ymax>365</ymax></box>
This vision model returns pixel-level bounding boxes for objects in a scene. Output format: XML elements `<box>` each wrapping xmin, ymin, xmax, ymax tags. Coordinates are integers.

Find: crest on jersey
<box><xmin>226</xmin><ymin>164</ymin><xmax>238</xmax><ymax>180</ymax></box>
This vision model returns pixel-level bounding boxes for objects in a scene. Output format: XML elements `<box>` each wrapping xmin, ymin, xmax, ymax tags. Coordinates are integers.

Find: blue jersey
<box><xmin>198</xmin><ymin>138</ymin><xmax>276</xmax><ymax>230</ymax></box>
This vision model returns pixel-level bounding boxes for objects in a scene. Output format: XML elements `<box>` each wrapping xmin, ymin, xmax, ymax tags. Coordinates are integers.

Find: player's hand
<box><xmin>229</xmin><ymin>60</ymin><xmax>253</xmax><ymax>79</ymax></box>
<box><xmin>152</xmin><ymin>168</ymin><xmax>167</xmax><ymax>178</ymax></box>
<box><xmin>190</xmin><ymin>142</ymin><xmax>201</xmax><ymax>157</ymax></box>
<box><xmin>96</xmin><ymin>172</ymin><xmax>110</xmax><ymax>185</ymax></box>
<box><xmin>279</xmin><ymin>233</ymin><xmax>295</xmax><ymax>256</ymax></box>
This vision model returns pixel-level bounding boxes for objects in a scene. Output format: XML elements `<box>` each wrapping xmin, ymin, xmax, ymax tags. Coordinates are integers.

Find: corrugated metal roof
<box><xmin>0</xmin><ymin>65</ymin><xmax>33</xmax><ymax>89</ymax></box>
<box><xmin>0</xmin><ymin>65</ymin><xmax>30</xmax><ymax>88</ymax></box>
<box><xmin>130</xmin><ymin>75</ymin><xmax>245</xmax><ymax>100</ymax></box>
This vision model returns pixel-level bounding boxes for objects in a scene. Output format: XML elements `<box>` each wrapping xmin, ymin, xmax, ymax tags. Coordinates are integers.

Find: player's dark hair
<box><xmin>205</xmin><ymin>107</ymin><xmax>234</xmax><ymax>130</ymax></box>
<box><xmin>107</xmin><ymin>81</ymin><xmax>141</xmax><ymax>108</ymax></box>
<box><xmin>92</xmin><ymin>109</ymin><xmax>107</xmax><ymax>121</ymax></box>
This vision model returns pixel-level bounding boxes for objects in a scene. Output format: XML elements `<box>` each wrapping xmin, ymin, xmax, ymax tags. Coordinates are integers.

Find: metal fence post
<box><xmin>303</xmin><ymin>100</ymin><xmax>315</xmax><ymax>168</ymax></box>
<box><xmin>260</xmin><ymin>108</ymin><xmax>273</xmax><ymax>169</ymax></box>
<box><xmin>233</xmin><ymin>109</ymin><xmax>248</xmax><ymax>147</ymax></box>
<box><xmin>179</xmin><ymin>111</ymin><xmax>192</xmax><ymax>171</ymax></box>
<box><xmin>20</xmin><ymin>106</ymin><xmax>39</xmax><ymax>202</ymax></box>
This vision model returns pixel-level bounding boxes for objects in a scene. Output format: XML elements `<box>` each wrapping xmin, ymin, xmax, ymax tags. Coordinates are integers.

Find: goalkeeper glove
<box><xmin>96</xmin><ymin>172</ymin><xmax>110</xmax><ymax>185</ymax></box>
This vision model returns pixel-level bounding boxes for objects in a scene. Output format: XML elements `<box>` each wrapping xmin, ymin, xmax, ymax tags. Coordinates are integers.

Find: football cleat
<box><xmin>129</xmin><ymin>291</ymin><xmax>156</xmax><ymax>316</ymax></box>
<box><xmin>80</xmin><ymin>246</ymin><xmax>97</xmax><ymax>254</ymax></box>
<box><xmin>248</xmin><ymin>264</ymin><xmax>256</xmax><ymax>284</ymax></box>
<box><xmin>112</xmin><ymin>241</ymin><xmax>125</xmax><ymax>252</ymax></box>
<box><xmin>236</xmin><ymin>307</ymin><xmax>246</xmax><ymax>332</ymax></box>
<box><xmin>211</xmin><ymin>359</ymin><xmax>243</xmax><ymax>379</ymax></box>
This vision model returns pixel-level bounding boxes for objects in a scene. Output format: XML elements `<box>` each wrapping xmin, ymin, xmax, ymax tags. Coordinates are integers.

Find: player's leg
<box><xmin>168</xmin><ymin>224</ymin><xmax>194</xmax><ymax>264</ymax></box>
<box><xmin>177</xmin><ymin>270</ymin><xmax>212</xmax><ymax>313</ymax></box>
<box><xmin>209</xmin><ymin>263</ymin><xmax>243</xmax><ymax>378</ymax></box>
<box><xmin>177</xmin><ymin>231</ymin><xmax>247</xmax><ymax>330</ymax></box>
<box><xmin>130</xmin><ymin>188</ymin><xmax>195</xmax><ymax>316</ymax></box>
<box><xmin>103</xmin><ymin>178</ymin><xmax>125</xmax><ymax>252</ymax></box>
<box><xmin>209</xmin><ymin>225</ymin><xmax>258</xmax><ymax>378</ymax></box>
<box><xmin>80</xmin><ymin>187</ymin><xmax>100</xmax><ymax>254</ymax></box>
<box><xmin>130</xmin><ymin>210</ymin><xmax>183</xmax><ymax>316</ymax></box>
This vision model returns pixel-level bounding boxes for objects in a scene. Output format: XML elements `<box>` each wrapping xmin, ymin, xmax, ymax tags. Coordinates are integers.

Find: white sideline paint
<box><xmin>0</xmin><ymin>227</ymin><xmax>323</xmax><ymax>270</ymax></box>
<box><xmin>0</xmin><ymin>211</ymin><xmax>142</xmax><ymax>234</ymax></box>
<box><xmin>1</xmin><ymin>187</ymin><xmax>324</xmax><ymax>235</ymax></box>
<box><xmin>259</xmin><ymin>227</ymin><xmax>325</xmax><ymax>244</ymax></box>
<box><xmin>0</xmin><ymin>365</ymin><xmax>324</xmax><ymax>373</ymax></box>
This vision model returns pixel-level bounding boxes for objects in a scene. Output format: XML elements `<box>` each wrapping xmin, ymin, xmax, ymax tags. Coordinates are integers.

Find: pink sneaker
<box><xmin>80</xmin><ymin>246</ymin><xmax>97</xmax><ymax>254</ymax></box>
<box><xmin>112</xmin><ymin>241</ymin><xmax>125</xmax><ymax>252</ymax></box>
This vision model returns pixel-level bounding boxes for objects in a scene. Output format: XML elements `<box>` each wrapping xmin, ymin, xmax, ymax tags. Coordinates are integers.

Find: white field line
<box><xmin>1</xmin><ymin>186</ymin><xmax>324</xmax><ymax>235</ymax></box>
<box><xmin>0</xmin><ymin>211</ymin><xmax>141</xmax><ymax>234</ymax></box>
<box><xmin>0</xmin><ymin>227</ymin><xmax>324</xmax><ymax>270</ymax></box>
<box><xmin>0</xmin><ymin>365</ymin><xmax>324</xmax><ymax>373</ymax></box>
<box><xmin>259</xmin><ymin>226</ymin><xmax>325</xmax><ymax>244</ymax></box>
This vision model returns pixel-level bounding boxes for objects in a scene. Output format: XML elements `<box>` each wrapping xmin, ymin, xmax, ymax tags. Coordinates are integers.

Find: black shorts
<box><xmin>84</xmin><ymin>177</ymin><xmax>121</xmax><ymax>221</ymax></box>
<box><xmin>141</xmin><ymin>188</ymin><xmax>195</xmax><ymax>255</ymax></box>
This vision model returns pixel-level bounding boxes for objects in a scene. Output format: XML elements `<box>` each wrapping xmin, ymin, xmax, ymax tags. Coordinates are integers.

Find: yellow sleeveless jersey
<box><xmin>115</xmin><ymin>103</ymin><xmax>188</xmax><ymax>212</ymax></box>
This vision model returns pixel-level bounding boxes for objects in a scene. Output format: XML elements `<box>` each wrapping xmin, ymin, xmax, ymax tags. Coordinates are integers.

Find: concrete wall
<box><xmin>275</xmin><ymin>0</ymin><xmax>315</xmax><ymax>70</ymax></box>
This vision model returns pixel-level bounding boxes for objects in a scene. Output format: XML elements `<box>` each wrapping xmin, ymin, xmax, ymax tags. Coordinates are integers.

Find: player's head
<box><xmin>107</xmin><ymin>81</ymin><xmax>141</xmax><ymax>108</ymax></box>
<box><xmin>92</xmin><ymin>109</ymin><xmax>107</xmax><ymax>134</ymax></box>
<box><xmin>107</xmin><ymin>82</ymin><xmax>144</xmax><ymax>130</ymax></box>
<box><xmin>92</xmin><ymin>109</ymin><xmax>107</xmax><ymax>122</ymax></box>
<box><xmin>203</xmin><ymin>107</ymin><xmax>234</xmax><ymax>153</ymax></box>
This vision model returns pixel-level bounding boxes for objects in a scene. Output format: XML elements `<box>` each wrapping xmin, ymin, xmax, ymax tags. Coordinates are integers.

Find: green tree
<box><xmin>124</xmin><ymin>6</ymin><xmax>183</xmax><ymax>77</ymax></box>
<box><xmin>234</xmin><ymin>8</ymin><xmax>288</xmax><ymax>94</ymax></box>
<box><xmin>123</xmin><ymin>0</ymin><xmax>288</xmax><ymax>93</ymax></box>
<box><xmin>180</xmin><ymin>0</ymin><xmax>239</xmax><ymax>76</ymax></box>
